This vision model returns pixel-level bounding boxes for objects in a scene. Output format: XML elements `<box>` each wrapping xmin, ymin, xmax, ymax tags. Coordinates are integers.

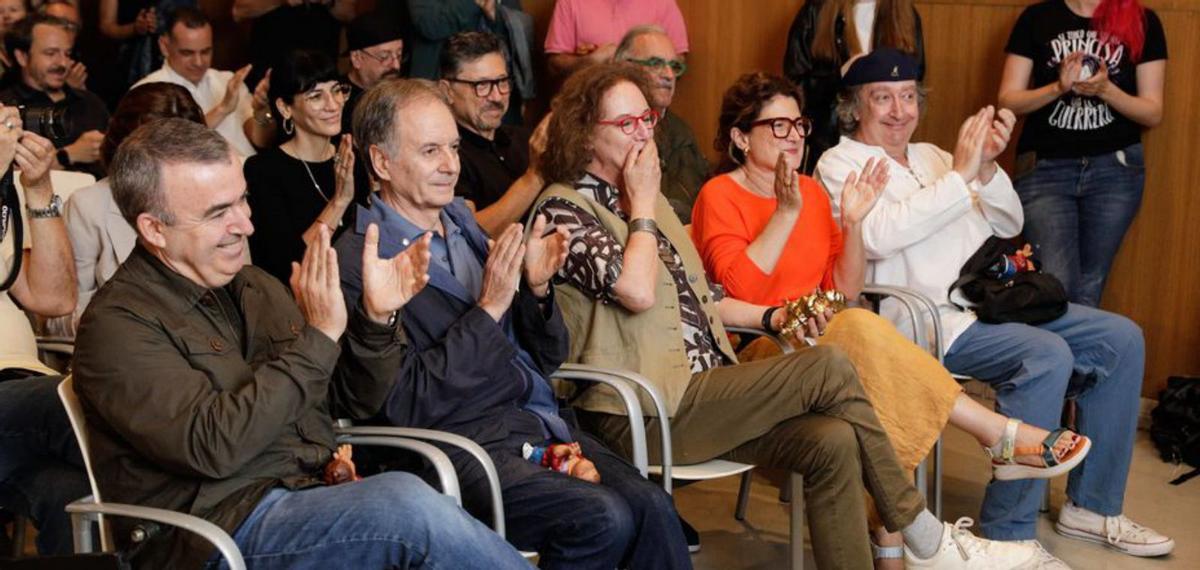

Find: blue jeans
<box><xmin>943</xmin><ymin>304</ymin><xmax>1144</xmax><ymax>540</ymax></box>
<box><xmin>0</xmin><ymin>373</ymin><xmax>88</xmax><ymax>555</ymax></box>
<box><xmin>208</xmin><ymin>472</ymin><xmax>528</xmax><ymax>569</ymax></box>
<box><xmin>1015</xmin><ymin>143</ymin><xmax>1146</xmax><ymax>307</ymax></box>
<box><xmin>495</xmin><ymin>432</ymin><xmax>690</xmax><ymax>570</ymax></box>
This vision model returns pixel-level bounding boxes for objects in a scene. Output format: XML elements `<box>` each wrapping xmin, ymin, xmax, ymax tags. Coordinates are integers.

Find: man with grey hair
<box><xmin>71</xmin><ymin>118</ymin><xmax>530</xmax><ymax>569</ymax></box>
<box><xmin>615</xmin><ymin>24</ymin><xmax>709</xmax><ymax>223</ymax></box>
<box><xmin>336</xmin><ymin>79</ymin><xmax>692</xmax><ymax>569</ymax></box>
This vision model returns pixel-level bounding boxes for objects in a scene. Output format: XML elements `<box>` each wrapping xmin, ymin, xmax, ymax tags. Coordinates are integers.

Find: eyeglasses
<box><xmin>447</xmin><ymin>76</ymin><xmax>512</xmax><ymax>98</ymax></box>
<box><xmin>597</xmin><ymin>109</ymin><xmax>661</xmax><ymax>135</ymax></box>
<box><xmin>628</xmin><ymin>56</ymin><xmax>687</xmax><ymax>78</ymax></box>
<box><xmin>302</xmin><ymin>83</ymin><xmax>353</xmax><ymax>105</ymax></box>
<box><xmin>750</xmin><ymin>116</ymin><xmax>812</xmax><ymax>139</ymax></box>
<box><xmin>360</xmin><ymin>48</ymin><xmax>404</xmax><ymax>65</ymax></box>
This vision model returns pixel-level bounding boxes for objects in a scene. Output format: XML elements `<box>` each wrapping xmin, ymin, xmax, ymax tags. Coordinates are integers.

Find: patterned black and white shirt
<box><xmin>535</xmin><ymin>173</ymin><xmax>729</xmax><ymax>374</ymax></box>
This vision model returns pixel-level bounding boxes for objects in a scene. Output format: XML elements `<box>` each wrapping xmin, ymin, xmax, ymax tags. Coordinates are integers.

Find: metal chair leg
<box><xmin>788</xmin><ymin>473</ymin><xmax>805</xmax><ymax>570</ymax></box>
<box><xmin>734</xmin><ymin>471</ymin><xmax>753</xmax><ymax>521</ymax></box>
<box><xmin>932</xmin><ymin>437</ymin><xmax>943</xmax><ymax>520</ymax></box>
<box><xmin>779</xmin><ymin>476</ymin><xmax>793</xmax><ymax>503</ymax></box>
<box><xmin>1040</xmin><ymin>483</ymin><xmax>1052</xmax><ymax>513</ymax></box>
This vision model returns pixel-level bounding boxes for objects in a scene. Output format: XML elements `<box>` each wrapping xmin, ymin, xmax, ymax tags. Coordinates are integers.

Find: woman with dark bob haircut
<box><xmin>693</xmin><ymin>70</ymin><xmax>1088</xmax><ymax>568</ymax></box>
<box><xmin>56</xmin><ymin>82</ymin><xmax>206</xmax><ymax>334</ymax></box>
<box><xmin>532</xmin><ymin>62</ymin><xmax>1057</xmax><ymax>569</ymax></box>
<box><xmin>244</xmin><ymin>49</ymin><xmax>362</xmax><ymax>284</ymax></box>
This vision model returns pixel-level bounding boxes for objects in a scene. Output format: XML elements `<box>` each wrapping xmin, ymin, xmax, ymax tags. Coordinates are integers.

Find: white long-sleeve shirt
<box><xmin>817</xmin><ymin>136</ymin><xmax>1024</xmax><ymax>353</ymax></box>
<box><xmin>133</xmin><ymin>64</ymin><xmax>257</xmax><ymax>159</ymax></box>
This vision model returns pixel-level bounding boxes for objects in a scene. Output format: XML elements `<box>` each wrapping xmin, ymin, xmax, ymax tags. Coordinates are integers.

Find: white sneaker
<box><xmin>905</xmin><ymin>517</ymin><xmax>1039</xmax><ymax>569</ymax></box>
<box><xmin>1014</xmin><ymin>540</ymin><xmax>1071</xmax><ymax>569</ymax></box>
<box><xmin>1055</xmin><ymin>501</ymin><xmax>1174</xmax><ymax>557</ymax></box>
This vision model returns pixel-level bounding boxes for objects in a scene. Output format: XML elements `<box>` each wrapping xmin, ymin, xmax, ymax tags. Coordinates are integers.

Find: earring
<box><xmin>727</xmin><ymin>143</ymin><xmax>743</xmax><ymax>166</ymax></box>
<box><xmin>283</xmin><ymin>117</ymin><xmax>294</xmax><ymax>135</ymax></box>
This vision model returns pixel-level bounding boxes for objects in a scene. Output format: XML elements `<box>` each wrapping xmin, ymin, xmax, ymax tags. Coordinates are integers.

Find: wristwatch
<box><xmin>56</xmin><ymin>148</ymin><xmax>71</xmax><ymax>167</ymax></box>
<box><xmin>26</xmin><ymin>194</ymin><xmax>63</xmax><ymax>219</ymax></box>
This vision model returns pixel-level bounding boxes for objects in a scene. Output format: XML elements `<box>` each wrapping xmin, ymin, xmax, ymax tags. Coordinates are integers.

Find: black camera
<box><xmin>17</xmin><ymin>103</ymin><xmax>72</xmax><ymax>148</ymax></box>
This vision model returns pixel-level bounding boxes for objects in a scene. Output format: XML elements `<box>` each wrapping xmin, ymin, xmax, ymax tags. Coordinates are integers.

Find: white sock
<box><xmin>901</xmin><ymin>510</ymin><xmax>944</xmax><ymax>559</ymax></box>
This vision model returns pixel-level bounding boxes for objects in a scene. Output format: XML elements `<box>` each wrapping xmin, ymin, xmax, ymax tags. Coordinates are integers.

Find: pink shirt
<box><xmin>544</xmin><ymin>0</ymin><xmax>689</xmax><ymax>54</ymax></box>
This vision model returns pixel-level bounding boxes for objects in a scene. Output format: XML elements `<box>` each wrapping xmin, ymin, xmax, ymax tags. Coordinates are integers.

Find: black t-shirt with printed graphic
<box><xmin>1006</xmin><ymin>0</ymin><xmax>1166</xmax><ymax>158</ymax></box>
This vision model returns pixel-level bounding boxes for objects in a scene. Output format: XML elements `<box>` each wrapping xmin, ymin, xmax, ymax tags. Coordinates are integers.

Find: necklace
<box><xmin>299</xmin><ymin>158</ymin><xmax>331</xmax><ymax>203</ymax></box>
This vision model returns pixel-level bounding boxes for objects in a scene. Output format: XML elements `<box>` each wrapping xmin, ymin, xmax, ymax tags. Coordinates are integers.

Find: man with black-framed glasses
<box><xmin>615</xmin><ymin>25</ymin><xmax>710</xmax><ymax>224</ymax></box>
<box><xmin>439</xmin><ymin>31</ymin><xmax>547</xmax><ymax>238</ymax></box>
<box><xmin>342</xmin><ymin>14</ymin><xmax>403</xmax><ymax>135</ymax></box>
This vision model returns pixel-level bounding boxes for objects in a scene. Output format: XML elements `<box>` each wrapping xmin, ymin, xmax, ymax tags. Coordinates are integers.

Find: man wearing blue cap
<box><xmin>819</xmin><ymin>47</ymin><xmax>1173</xmax><ymax>566</ymax></box>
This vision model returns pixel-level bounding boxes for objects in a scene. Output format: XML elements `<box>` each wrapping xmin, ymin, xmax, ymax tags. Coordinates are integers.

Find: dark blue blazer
<box><xmin>335</xmin><ymin>197</ymin><xmax>573</xmax><ymax>497</ymax></box>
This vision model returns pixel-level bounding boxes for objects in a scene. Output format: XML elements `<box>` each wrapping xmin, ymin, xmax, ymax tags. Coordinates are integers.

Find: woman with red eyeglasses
<box><xmin>692</xmin><ymin>72</ymin><xmax>1088</xmax><ymax>568</ymax></box>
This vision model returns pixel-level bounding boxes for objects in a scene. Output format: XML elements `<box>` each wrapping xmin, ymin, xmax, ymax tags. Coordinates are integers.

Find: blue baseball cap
<box><xmin>842</xmin><ymin>48</ymin><xmax>919</xmax><ymax>87</ymax></box>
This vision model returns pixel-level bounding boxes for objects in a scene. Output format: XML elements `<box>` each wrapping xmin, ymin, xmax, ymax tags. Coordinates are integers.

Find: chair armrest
<box><xmin>36</xmin><ymin>335</ymin><xmax>75</xmax><ymax>357</ymax></box>
<box><xmin>335</xmin><ymin>434</ymin><xmax>461</xmax><ymax>506</ymax></box>
<box><xmin>555</xmin><ymin>363</ymin><xmax>675</xmax><ymax>493</ymax></box>
<box><xmin>65</xmin><ymin>500</ymin><xmax>245</xmax><ymax>570</ymax></box>
<box><xmin>860</xmin><ymin>285</ymin><xmax>944</xmax><ymax>361</ymax></box>
<box><xmin>336</xmin><ymin>426</ymin><xmax>504</xmax><ymax>538</ymax></box>
<box><xmin>724</xmin><ymin>326</ymin><xmax>802</xmax><ymax>352</ymax></box>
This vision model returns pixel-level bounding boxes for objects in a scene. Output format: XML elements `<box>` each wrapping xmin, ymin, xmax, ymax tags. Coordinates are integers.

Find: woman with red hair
<box><xmin>998</xmin><ymin>0</ymin><xmax>1166</xmax><ymax>308</ymax></box>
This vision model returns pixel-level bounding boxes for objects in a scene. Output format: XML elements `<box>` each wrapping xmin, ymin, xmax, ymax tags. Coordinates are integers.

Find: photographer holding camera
<box><xmin>1</xmin><ymin>15</ymin><xmax>109</xmax><ymax>177</ymax></box>
<box><xmin>0</xmin><ymin>101</ymin><xmax>89</xmax><ymax>556</ymax></box>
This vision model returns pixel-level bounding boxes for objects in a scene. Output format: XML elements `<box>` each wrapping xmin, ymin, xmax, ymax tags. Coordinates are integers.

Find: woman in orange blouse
<box><xmin>693</xmin><ymin>72</ymin><xmax>1087</xmax><ymax>566</ymax></box>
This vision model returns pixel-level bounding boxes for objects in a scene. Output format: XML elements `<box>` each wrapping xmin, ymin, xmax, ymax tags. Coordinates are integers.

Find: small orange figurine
<box><xmin>323</xmin><ymin>444</ymin><xmax>362</xmax><ymax>486</ymax></box>
<box><xmin>522</xmin><ymin>441</ymin><xmax>601</xmax><ymax>483</ymax></box>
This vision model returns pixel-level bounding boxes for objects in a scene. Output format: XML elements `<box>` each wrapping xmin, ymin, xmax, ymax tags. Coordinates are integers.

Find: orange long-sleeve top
<box><xmin>690</xmin><ymin>173</ymin><xmax>843</xmax><ymax>306</ymax></box>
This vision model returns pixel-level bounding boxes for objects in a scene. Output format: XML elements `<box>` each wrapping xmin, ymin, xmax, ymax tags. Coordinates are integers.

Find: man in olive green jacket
<box><xmin>72</xmin><ymin>119</ymin><xmax>529</xmax><ymax>569</ymax></box>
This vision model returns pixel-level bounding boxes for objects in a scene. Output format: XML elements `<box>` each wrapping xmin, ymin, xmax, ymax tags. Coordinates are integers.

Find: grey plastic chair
<box><xmin>558</xmin><ymin>362</ymin><xmax>809</xmax><ymax>570</ymax></box>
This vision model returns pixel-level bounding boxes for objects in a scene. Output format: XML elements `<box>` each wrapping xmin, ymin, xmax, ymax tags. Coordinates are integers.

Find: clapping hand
<box><xmin>333</xmin><ymin>134</ymin><xmax>356</xmax><ymax>206</ymax></box>
<box><xmin>951</xmin><ymin>107</ymin><xmax>992</xmax><ymax>184</ymax></box>
<box><xmin>216</xmin><ymin>65</ymin><xmax>253</xmax><ymax>120</ymax></box>
<box><xmin>360</xmin><ymin>224</ymin><xmax>431</xmax><ymax>324</ymax></box>
<box><xmin>478</xmin><ymin>224</ymin><xmax>526</xmax><ymax>322</ymax></box>
<box><xmin>524</xmin><ymin>214</ymin><xmax>569</xmax><ymax>298</ymax></box>
<box><xmin>290</xmin><ymin>225</ymin><xmax>348</xmax><ymax>342</ymax></box>
<box><xmin>66</xmin><ymin>62</ymin><xmax>88</xmax><ymax>90</ymax></box>
<box><xmin>1072</xmin><ymin>60</ymin><xmax>1111</xmax><ymax>98</ymax></box>
<box><xmin>839</xmin><ymin>156</ymin><xmax>889</xmax><ymax>226</ymax></box>
<box><xmin>982</xmin><ymin>108</ymin><xmax>1016</xmax><ymax>164</ymax></box>
<box><xmin>772</xmin><ymin>153</ymin><xmax>802</xmax><ymax>215</ymax></box>
<box><xmin>1057</xmin><ymin>52</ymin><xmax>1084</xmax><ymax>95</ymax></box>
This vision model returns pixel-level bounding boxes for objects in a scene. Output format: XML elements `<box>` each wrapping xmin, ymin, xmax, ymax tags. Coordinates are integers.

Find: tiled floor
<box><xmin>676</xmin><ymin>427</ymin><xmax>1198</xmax><ymax>569</ymax></box>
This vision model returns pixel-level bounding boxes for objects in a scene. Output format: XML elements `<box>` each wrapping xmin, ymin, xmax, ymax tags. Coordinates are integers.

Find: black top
<box><xmin>341</xmin><ymin>75</ymin><xmax>365</xmax><ymax>136</ymax></box>
<box><xmin>246</xmin><ymin>4</ymin><xmax>342</xmax><ymax>88</ymax></box>
<box><xmin>784</xmin><ymin>0</ymin><xmax>925</xmax><ymax>172</ymax></box>
<box><xmin>1006</xmin><ymin>0</ymin><xmax>1167</xmax><ymax>158</ymax></box>
<box><xmin>454</xmin><ymin>123</ymin><xmax>531</xmax><ymax>212</ymax></box>
<box><xmin>0</xmin><ymin>82</ymin><xmax>111</xmax><ymax>177</ymax></box>
<box><xmin>245</xmin><ymin>146</ymin><xmax>356</xmax><ymax>284</ymax></box>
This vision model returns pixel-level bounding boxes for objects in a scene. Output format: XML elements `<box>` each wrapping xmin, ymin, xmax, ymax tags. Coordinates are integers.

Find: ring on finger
<box><xmin>3</xmin><ymin>120</ymin><xmax>13</xmax><ymax>130</ymax></box>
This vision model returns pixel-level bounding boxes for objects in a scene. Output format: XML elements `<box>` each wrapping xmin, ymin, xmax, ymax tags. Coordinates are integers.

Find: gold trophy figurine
<box><xmin>779</xmin><ymin>288</ymin><xmax>848</xmax><ymax>337</ymax></box>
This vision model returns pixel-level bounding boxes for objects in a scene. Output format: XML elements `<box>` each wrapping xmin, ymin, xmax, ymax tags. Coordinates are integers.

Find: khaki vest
<box><xmin>535</xmin><ymin>183</ymin><xmax>738</xmax><ymax>417</ymax></box>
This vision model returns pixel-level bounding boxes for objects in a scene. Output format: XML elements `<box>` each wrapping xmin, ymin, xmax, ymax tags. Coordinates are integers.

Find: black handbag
<box><xmin>947</xmin><ymin>237</ymin><xmax>1068</xmax><ymax>325</ymax></box>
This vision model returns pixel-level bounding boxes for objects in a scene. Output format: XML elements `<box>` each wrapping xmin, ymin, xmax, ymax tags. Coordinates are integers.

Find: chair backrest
<box><xmin>57</xmin><ymin>374</ymin><xmax>112</xmax><ymax>550</ymax></box>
